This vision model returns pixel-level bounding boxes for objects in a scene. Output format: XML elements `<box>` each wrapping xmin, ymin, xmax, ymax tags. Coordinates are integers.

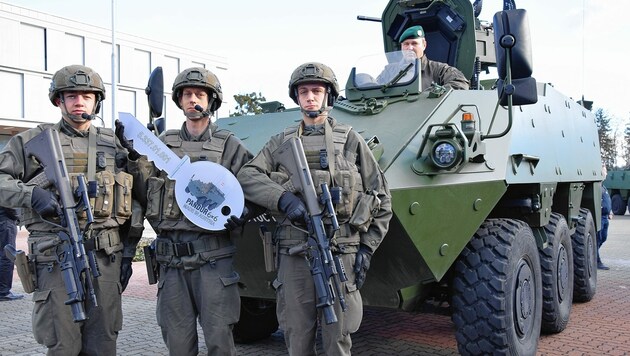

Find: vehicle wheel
<box><xmin>452</xmin><ymin>219</ymin><xmax>542</xmax><ymax>356</ymax></box>
<box><xmin>571</xmin><ymin>208</ymin><xmax>597</xmax><ymax>302</ymax></box>
<box><xmin>539</xmin><ymin>213</ymin><xmax>573</xmax><ymax>334</ymax></box>
<box><xmin>611</xmin><ymin>194</ymin><xmax>626</xmax><ymax>215</ymax></box>
<box><xmin>233</xmin><ymin>297</ymin><xmax>278</xmax><ymax>343</ymax></box>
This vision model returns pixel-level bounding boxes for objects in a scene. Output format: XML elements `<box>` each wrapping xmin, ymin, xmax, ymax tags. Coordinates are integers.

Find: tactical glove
<box><xmin>115</xmin><ymin>120</ymin><xmax>140</xmax><ymax>160</ymax></box>
<box><xmin>120</xmin><ymin>257</ymin><xmax>134</xmax><ymax>292</ymax></box>
<box><xmin>353</xmin><ymin>244</ymin><xmax>373</xmax><ymax>289</ymax></box>
<box><xmin>278</xmin><ymin>191</ymin><xmax>308</xmax><ymax>226</ymax></box>
<box><xmin>31</xmin><ymin>186</ymin><xmax>61</xmax><ymax>218</ymax></box>
<box><xmin>224</xmin><ymin>205</ymin><xmax>250</xmax><ymax>231</ymax></box>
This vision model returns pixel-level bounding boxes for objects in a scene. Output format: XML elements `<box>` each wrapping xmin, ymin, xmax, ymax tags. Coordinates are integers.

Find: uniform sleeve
<box><xmin>0</xmin><ymin>133</ymin><xmax>38</xmax><ymax>209</ymax></box>
<box><xmin>347</xmin><ymin>130</ymin><xmax>393</xmax><ymax>253</ymax></box>
<box><xmin>236</xmin><ymin>134</ymin><xmax>287</xmax><ymax>213</ymax></box>
<box><xmin>222</xmin><ymin>135</ymin><xmax>254</xmax><ymax>175</ymax></box>
<box><xmin>440</xmin><ymin>65</ymin><xmax>470</xmax><ymax>90</ymax></box>
<box><xmin>126</xmin><ymin>155</ymin><xmax>158</xmax><ymax>209</ymax></box>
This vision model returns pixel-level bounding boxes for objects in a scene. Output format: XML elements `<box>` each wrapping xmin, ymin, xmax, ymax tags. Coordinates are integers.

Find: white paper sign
<box><xmin>118</xmin><ymin>112</ymin><xmax>243</xmax><ymax>230</ymax></box>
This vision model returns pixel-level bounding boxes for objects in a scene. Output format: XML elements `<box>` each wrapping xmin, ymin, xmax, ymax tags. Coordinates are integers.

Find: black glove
<box><xmin>224</xmin><ymin>205</ymin><xmax>249</xmax><ymax>231</ymax></box>
<box><xmin>115</xmin><ymin>120</ymin><xmax>140</xmax><ymax>160</ymax></box>
<box><xmin>120</xmin><ymin>257</ymin><xmax>133</xmax><ymax>292</ymax></box>
<box><xmin>278</xmin><ymin>191</ymin><xmax>308</xmax><ymax>225</ymax></box>
<box><xmin>31</xmin><ymin>186</ymin><xmax>61</xmax><ymax>218</ymax></box>
<box><xmin>353</xmin><ymin>244</ymin><xmax>373</xmax><ymax>289</ymax></box>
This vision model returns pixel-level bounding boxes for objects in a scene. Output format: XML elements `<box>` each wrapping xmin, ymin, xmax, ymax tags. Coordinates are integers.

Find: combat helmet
<box><xmin>172</xmin><ymin>67</ymin><xmax>223</xmax><ymax>112</ymax></box>
<box><xmin>49</xmin><ymin>65</ymin><xmax>106</xmax><ymax>111</ymax></box>
<box><xmin>288</xmin><ymin>62</ymin><xmax>339</xmax><ymax>106</ymax></box>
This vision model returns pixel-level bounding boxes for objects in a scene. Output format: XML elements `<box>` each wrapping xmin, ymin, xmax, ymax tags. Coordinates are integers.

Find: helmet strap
<box><xmin>180</xmin><ymin>91</ymin><xmax>213</xmax><ymax>120</ymax></box>
<box><xmin>298</xmin><ymin>86</ymin><xmax>331</xmax><ymax>119</ymax></box>
<box><xmin>184</xmin><ymin>110</ymin><xmax>205</xmax><ymax>120</ymax></box>
<box><xmin>58</xmin><ymin>94</ymin><xmax>91</xmax><ymax>123</ymax></box>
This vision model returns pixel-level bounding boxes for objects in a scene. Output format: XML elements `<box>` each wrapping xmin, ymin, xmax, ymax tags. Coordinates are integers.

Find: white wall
<box><xmin>0</xmin><ymin>2</ymin><xmax>228</xmax><ymax>131</ymax></box>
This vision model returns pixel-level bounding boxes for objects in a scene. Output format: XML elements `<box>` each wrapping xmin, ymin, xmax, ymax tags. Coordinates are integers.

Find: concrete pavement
<box><xmin>1</xmin><ymin>215</ymin><xmax>629</xmax><ymax>355</ymax></box>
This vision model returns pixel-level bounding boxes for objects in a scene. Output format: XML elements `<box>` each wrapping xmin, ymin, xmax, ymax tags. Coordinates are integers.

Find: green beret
<box><xmin>399</xmin><ymin>25</ymin><xmax>425</xmax><ymax>43</ymax></box>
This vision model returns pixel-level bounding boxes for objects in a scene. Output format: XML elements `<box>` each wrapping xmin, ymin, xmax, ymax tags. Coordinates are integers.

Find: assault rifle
<box><xmin>24</xmin><ymin>128</ymin><xmax>99</xmax><ymax>322</ymax></box>
<box><xmin>273</xmin><ymin>137</ymin><xmax>347</xmax><ymax>325</ymax></box>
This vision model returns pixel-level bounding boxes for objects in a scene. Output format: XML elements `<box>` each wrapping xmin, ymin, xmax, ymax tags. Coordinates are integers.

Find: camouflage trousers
<box><xmin>276</xmin><ymin>252</ymin><xmax>363</xmax><ymax>356</ymax></box>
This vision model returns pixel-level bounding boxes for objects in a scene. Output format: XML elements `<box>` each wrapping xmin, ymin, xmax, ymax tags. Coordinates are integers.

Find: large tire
<box><xmin>539</xmin><ymin>213</ymin><xmax>573</xmax><ymax>334</ymax></box>
<box><xmin>233</xmin><ymin>297</ymin><xmax>278</xmax><ymax>343</ymax></box>
<box><xmin>571</xmin><ymin>208</ymin><xmax>597</xmax><ymax>302</ymax></box>
<box><xmin>611</xmin><ymin>194</ymin><xmax>626</xmax><ymax>215</ymax></box>
<box><xmin>452</xmin><ymin>219</ymin><xmax>542</xmax><ymax>356</ymax></box>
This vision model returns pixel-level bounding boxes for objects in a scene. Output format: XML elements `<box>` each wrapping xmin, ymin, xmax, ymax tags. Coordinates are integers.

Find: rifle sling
<box><xmin>87</xmin><ymin>128</ymin><xmax>96</xmax><ymax>181</ymax></box>
<box><xmin>323</xmin><ymin>120</ymin><xmax>337</xmax><ymax>188</ymax></box>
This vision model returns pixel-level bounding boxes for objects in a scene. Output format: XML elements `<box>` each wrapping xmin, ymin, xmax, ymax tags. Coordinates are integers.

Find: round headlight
<box><xmin>431</xmin><ymin>140</ymin><xmax>462</xmax><ymax>169</ymax></box>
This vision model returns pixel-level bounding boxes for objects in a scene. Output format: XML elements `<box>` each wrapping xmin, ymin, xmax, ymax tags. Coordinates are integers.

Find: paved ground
<box><xmin>1</xmin><ymin>215</ymin><xmax>629</xmax><ymax>355</ymax></box>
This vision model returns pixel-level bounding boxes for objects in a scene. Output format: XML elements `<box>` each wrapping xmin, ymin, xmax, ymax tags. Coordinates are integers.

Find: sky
<box><xmin>4</xmin><ymin>0</ymin><xmax>630</xmax><ymax>131</ymax></box>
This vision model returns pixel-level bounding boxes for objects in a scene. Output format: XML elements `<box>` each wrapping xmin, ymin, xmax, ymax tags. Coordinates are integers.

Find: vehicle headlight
<box><xmin>431</xmin><ymin>140</ymin><xmax>462</xmax><ymax>169</ymax></box>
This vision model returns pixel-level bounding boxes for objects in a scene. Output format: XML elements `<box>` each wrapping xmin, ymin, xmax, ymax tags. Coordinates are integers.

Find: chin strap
<box><xmin>59</xmin><ymin>96</ymin><xmax>92</xmax><ymax>123</ymax></box>
<box><xmin>300</xmin><ymin>91</ymin><xmax>330</xmax><ymax>119</ymax></box>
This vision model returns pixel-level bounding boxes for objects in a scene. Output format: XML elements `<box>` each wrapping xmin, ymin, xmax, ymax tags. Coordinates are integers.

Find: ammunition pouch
<box><xmin>65</xmin><ymin>172</ymin><xmax>132</xmax><ymax>225</ymax></box>
<box><xmin>145</xmin><ymin>176</ymin><xmax>183</xmax><ymax>224</ymax></box>
<box><xmin>92</xmin><ymin>170</ymin><xmax>115</xmax><ymax>217</ymax></box>
<box><xmin>113</xmin><ymin>171</ymin><xmax>133</xmax><ymax>223</ymax></box>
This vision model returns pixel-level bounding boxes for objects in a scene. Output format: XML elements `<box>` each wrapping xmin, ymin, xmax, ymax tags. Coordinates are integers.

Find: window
<box><xmin>0</xmin><ymin>71</ymin><xmax>24</xmax><ymax>119</ymax></box>
<box><xmin>19</xmin><ymin>23</ymin><xmax>46</xmax><ymax>71</ymax></box>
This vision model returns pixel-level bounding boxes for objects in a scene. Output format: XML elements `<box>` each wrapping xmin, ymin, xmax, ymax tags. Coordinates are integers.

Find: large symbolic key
<box><xmin>118</xmin><ymin>112</ymin><xmax>243</xmax><ymax>231</ymax></box>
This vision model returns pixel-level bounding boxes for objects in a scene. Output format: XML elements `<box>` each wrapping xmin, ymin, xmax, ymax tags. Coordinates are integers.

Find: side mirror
<box><xmin>493</xmin><ymin>9</ymin><xmax>533</xmax><ymax>80</ymax></box>
<box><xmin>145</xmin><ymin>67</ymin><xmax>165</xmax><ymax>135</ymax></box>
<box><xmin>493</xmin><ymin>9</ymin><xmax>537</xmax><ymax>106</ymax></box>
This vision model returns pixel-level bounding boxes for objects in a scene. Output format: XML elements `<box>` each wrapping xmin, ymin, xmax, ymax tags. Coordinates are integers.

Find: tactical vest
<box><xmin>145</xmin><ymin>129</ymin><xmax>232</xmax><ymax>233</ymax></box>
<box><xmin>23</xmin><ymin>123</ymin><xmax>133</xmax><ymax>254</ymax></box>
<box><xmin>273</xmin><ymin>120</ymin><xmax>363</xmax><ymax>248</ymax></box>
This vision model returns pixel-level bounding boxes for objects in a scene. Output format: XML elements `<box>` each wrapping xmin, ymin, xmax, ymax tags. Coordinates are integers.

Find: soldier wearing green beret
<box><xmin>377</xmin><ymin>25</ymin><xmax>470</xmax><ymax>90</ymax></box>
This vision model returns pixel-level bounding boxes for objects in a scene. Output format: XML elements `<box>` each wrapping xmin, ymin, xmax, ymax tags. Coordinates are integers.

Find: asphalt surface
<box><xmin>1</xmin><ymin>215</ymin><xmax>629</xmax><ymax>355</ymax></box>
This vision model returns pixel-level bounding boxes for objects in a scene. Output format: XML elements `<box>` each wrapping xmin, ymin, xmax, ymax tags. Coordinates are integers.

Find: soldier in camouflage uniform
<box><xmin>0</xmin><ymin>65</ymin><xmax>136</xmax><ymax>355</ymax></box>
<box><xmin>120</xmin><ymin>67</ymin><xmax>253</xmax><ymax>356</ymax></box>
<box><xmin>377</xmin><ymin>25</ymin><xmax>470</xmax><ymax>90</ymax></box>
<box><xmin>237</xmin><ymin>62</ymin><xmax>393</xmax><ymax>356</ymax></box>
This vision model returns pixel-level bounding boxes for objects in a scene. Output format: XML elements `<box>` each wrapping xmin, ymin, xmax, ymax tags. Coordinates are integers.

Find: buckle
<box><xmin>173</xmin><ymin>242</ymin><xmax>194</xmax><ymax>257</ymax></box>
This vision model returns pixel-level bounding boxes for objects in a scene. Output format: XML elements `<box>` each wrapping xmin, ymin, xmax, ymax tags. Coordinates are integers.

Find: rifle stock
<box><xmin>273</xmin><ymin>137</ymin><xmax>347</xmax><ymax>325</ymax></box>
<box><xmin>24</xmin><ymin>128</ymin><xmax>98</xmax><ymax>322</ymax></box>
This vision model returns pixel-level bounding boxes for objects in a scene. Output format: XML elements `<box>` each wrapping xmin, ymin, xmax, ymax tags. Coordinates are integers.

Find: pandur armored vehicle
<box><xmin>603</xmin><ymin>169</ymin><xmax>630</xmax><ymax>215</ymax></box>
<box><xmin>144</xmin><ymin>0</ymin><xmax>602</xmax><ymax>354</ymax></box>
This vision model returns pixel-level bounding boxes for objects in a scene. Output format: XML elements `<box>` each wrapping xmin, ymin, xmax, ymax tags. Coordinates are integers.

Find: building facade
<box><xmin>0</xmin><ymin>2</ymin><xmax>228</xmax><ymax>148</ymax></box>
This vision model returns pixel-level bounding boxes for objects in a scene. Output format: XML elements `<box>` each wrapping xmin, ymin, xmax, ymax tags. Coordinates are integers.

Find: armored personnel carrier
<box><xmin>144</xmin><ymin>0</ymin><xmax>602</xmax><ymax>354</ymax></box>
<box><xmin>604</xmin><ymin>170</ymin><xmax>630</xmax><ymax>215</ymax></box>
